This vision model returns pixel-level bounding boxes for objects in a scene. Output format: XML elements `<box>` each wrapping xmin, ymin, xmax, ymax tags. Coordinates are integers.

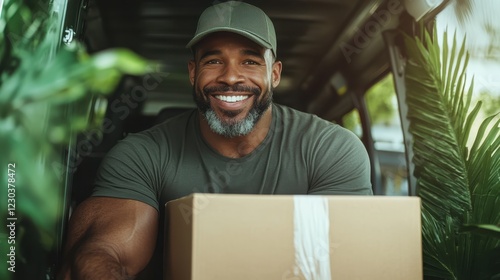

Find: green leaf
<box><xmin>461</xmin><ymin>224</ymin><xmax>500</xmax><ymax>239</ymax></box>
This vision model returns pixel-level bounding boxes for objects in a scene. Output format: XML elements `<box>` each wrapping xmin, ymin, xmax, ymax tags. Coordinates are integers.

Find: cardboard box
<box><xmin>165</xmin><ymin>194</ymin><xmax>422</xmax><ymax>280</ymax></box>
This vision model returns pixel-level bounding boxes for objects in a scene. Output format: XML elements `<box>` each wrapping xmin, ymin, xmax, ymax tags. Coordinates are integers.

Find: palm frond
<box><xmin>404</xmin><ymin>26</ymin><xmax>500</xmax><ymax>278</ymax></box>
<box><xmin>405</xmin><ymin>29</ymin><xmax>472</xmax><ymax>223</ymax></box>
<box><xmin>453</xmin><ymin>0</ymin><xmax>475</xmax><ymax>27</ymax></box>
<box><xmin>461</xmin><ymin>224</ymin><xmax>500</xmax><ymax>239</ymax></box>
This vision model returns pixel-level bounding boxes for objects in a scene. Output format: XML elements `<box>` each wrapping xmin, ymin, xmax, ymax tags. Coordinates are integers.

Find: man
<box><xmin>59</xmin><ymin>1</ymin><xmax>372</xmax><ymax>279</ymax></box>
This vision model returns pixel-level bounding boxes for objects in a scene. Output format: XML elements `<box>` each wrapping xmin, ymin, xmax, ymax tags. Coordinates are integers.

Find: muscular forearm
<box><xmin>59</xmin><ymin>198</ymin><xmax>158</xmax><ymax>280</ymax></box>
<box><xmin>61</xmin><ymin>244</ymin><xmax>133</xmax><ymax>280</ymax></box>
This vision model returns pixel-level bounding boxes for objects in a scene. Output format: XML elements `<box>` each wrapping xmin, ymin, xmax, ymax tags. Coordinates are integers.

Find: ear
<box><xmin>188</xmin><ymin>60</ymin><xmax>196</xmax><ymax>85</ymax></box>
<box><xmin>271</xmin><ymin>60</ymin><xmax>282</xmax><ymax>88</ymax></box>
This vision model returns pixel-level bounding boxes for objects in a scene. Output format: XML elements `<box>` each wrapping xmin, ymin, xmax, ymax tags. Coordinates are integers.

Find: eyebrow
<box><xmin>199</xmin><ymin>50</ymin><xmax>222</xmax><ymax>61</ymax></box>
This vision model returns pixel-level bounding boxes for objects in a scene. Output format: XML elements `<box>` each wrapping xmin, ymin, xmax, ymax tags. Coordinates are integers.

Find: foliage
<box><xmin>342</xmin><ymin>109</ymin><xmax>361</xmax><ymax>134</ymax></box>
<box><xmin>0</xmin><ymin>0</ymin><xmax>154</xmax><ymax>279</ymax></box>
<box><xmin>365</xmin><ymin>74</ymin><xmax>397</xmax><ymax>126</ymax></box>
<box><xmin>461</xmin><ymin>224</ymin><xmax>500</xmax><ymax>239</ymax></box>
<box><xmin>404</xmin><ymin>26</ymin><xmax>500</xmax><ymax>279</ymax></box>
<box><xmin>342</xmin><ymin>74</ymin><xmax>398</xmax><ymax>134</ymax></box>
<box><xmin>452</xmin><ymin>0</ymin><xmax>474</xmax><ymax>27</ymax></box>
<box><xmin>478</xmin><ymin>91</ymin><xmax>500</xmax><ymax>117</ymax></box>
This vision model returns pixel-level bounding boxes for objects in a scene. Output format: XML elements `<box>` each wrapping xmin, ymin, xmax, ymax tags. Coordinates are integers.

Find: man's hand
<box><xmin>59</xmin><ymin>197</ymin><xmax>158</xmax><ymax>280</ymax></box>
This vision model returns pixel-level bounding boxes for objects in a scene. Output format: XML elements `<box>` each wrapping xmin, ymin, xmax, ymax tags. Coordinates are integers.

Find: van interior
<box><xmin>52</xmin><ymin>0</ymin><xmax>444</xmax><ymax>278</ymax></box>
<box><xmin>68</xmin><ymin>0</ymin><xmax>424</xmax><ymax>203</ymax></box>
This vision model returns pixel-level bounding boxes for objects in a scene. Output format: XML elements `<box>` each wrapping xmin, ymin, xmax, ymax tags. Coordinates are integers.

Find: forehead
<box><xmin>194</xmin><ymin>32</ymin><xmax>266</xmax><ymax>55</ymax></box>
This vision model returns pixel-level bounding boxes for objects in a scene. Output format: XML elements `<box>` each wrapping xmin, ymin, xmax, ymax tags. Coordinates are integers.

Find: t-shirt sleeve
<box><xmin>92</xmin><ymin>133</ymin><xmax>163</xmax><ymax>211</ymax></box>
<box><xmin>307</xmin><ymin>125</ymin><xmax>373</xmax><ymax>195</ymax></box>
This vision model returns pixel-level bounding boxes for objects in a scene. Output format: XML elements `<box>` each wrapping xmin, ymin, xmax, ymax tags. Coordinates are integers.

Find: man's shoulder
<box><xmin>120</xmin><ymin>108</ymin><xmax>197</xmax><ymax>146</ymax></box>
<box><xmin>141</xmin><ymin>108</ymin><xmax>196</xmax><ymax>135</ymax></box>
<box><xmin>273</xmin><ymin>103</ymin><xmax>361</xmax><ymax>148</ymax></box>
<box><xmin>274</xmin><ymin>103</ymin><xmax>340</xmax><ymax>132</ymax></box>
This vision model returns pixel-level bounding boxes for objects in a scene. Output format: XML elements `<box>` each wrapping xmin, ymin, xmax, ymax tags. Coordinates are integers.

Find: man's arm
<box><xmin>59</xmin><ymin>197</ymin><xmax>158</xmax><ymax>280</ymax></box>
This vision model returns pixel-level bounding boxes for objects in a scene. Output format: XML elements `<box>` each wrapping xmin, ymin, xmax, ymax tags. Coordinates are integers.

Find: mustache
<box><xmin>203</xmin><ymin>85</ymin><xmax>261</xmax><ymax>96</ymax></box>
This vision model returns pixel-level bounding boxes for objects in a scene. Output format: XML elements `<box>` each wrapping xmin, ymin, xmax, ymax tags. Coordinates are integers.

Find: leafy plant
<box><xmin>404</xmin><ymin>27</ymin><xmax>500</xmax><ymax>279</ymax></box>
<box><xmin>0</xmin><ymin>0</ymin><xmax>154</xmax><ymax>279</ymax></box>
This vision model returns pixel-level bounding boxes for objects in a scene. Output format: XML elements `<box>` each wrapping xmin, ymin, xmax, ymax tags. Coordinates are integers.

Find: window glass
<box><xmin>365</xmin><ymin>74</ymin><xmax>408</xmax><ymax>195</ymax></box>
<box><xmin>341</xmin><ymin>109</ymin><xmax>362</xmax><ymax>137</ymax></box>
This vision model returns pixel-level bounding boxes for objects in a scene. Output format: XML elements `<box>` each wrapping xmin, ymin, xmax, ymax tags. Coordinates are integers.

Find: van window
<box><xmin>365</xmin><ymin>74</ymin><xmax>408</xmax><ymax>195</ymax></box>
<box><xmin>341</xmin><ymin>109</ymin><xmax>362</xmax><ymax>137</ymax></box>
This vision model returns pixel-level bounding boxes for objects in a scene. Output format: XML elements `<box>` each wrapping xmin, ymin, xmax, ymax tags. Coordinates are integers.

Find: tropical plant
<box><xmin>453</xmin><ymin>0</ymin><xmax>474</xmax><ymax>26</ymax></box>
<box><xmin>0</xmin><ymin>0</ymin><xmax>154</xmax><ymax>279</ymax></box>
<box><xmin>478</xmin><ymin>91</ymin><xmax>500</xmax><ymax>117</ymax></box>
<box><xmin>404</xmin><ymin>26</ymin><xmax>500</xmax><ymax>279</ymax></box>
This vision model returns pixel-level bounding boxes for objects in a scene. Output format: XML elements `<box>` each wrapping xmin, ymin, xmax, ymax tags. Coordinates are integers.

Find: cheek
<box><xmin>194</xmin><ymin>69</ymin><xmax>214</xmax><ymax>89</ymax></box>
<box><xmin>246</xmin><ymin>68</ymin><xmax>271</xmax><ymax>87</ymax></box>
<box><xmin>263</xmin><ymin>65</ymin><xmax>274</xmax><ymax>86</ymax></box>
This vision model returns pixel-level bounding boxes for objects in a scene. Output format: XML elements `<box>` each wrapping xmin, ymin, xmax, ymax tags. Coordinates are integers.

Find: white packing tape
<box><xmin>293</xmin><ymin>196</ymin><xmax>332</xmax><ymax>280</ymax></box>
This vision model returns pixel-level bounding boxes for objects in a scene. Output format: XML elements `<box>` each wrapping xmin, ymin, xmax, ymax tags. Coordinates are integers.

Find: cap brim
<box><xmin>186</xmin><ymin>27</ymin><xmax>273</xmax><ymax>52</ymax></box>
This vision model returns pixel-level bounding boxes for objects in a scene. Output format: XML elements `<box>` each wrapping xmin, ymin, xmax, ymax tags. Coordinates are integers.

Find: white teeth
<box><xmin>215</xmin><ymin>95</ymin><xmax>249</xmax><ymax>103</ymax></box>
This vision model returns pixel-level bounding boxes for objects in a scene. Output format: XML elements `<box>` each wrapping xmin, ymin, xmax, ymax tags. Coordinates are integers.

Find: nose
<box><xmin>215</xmin><ymin>61</ymin><xmax>245</xmax><ymax>85</ymax></box>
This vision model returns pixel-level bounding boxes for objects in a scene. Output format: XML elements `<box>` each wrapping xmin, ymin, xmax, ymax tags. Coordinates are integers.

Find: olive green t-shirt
<box><xmin>93</xmin><ymin>104</ymin><xmax>372</xmax><ymax>210</ymax></box>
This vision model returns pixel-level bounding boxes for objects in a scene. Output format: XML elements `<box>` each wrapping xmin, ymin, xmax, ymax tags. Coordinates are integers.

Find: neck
<box><xmin>199</xmin><ymin>106</ymin><xmax>273</xmax><ymax>158</ymax></box>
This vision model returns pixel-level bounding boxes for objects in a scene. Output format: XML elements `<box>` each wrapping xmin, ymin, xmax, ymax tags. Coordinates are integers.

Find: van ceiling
<box><xmin>86</xmin><ymin>0</ymin><xmax>403</xmax><ymax>115</ymax></box>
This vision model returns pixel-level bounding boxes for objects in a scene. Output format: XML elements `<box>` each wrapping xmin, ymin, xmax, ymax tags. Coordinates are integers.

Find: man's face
<box><xmin>188</xmin><ymin>32</ymin><xmax>282</xmax><ymax>138</ymax></box>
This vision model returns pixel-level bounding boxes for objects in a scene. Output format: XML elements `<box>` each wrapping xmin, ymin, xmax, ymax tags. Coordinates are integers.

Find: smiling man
<box><xmin>188</xmin><ymin>30</ymin><xmax>280</xmax><ymax>158</ymax></box>
<box><xmin>190</xmin><ymin>32</ymin><xmax>277</xmax><ymax>135</ymax></box>
<box><xmin>60</xmin><ymin>2</ymin><xmax>372</xmax><ymax>279</ymax></box>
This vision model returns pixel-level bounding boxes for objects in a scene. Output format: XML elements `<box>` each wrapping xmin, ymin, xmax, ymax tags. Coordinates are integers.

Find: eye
<box><xmin>205</xmin><ymin>59</ymin><xmax>222</xmax><ymax>65</ymax></box>
<box><xmin>243</xmin><ymin>60</ymin><xmax>259</xmax><ymax>65</ymax></box>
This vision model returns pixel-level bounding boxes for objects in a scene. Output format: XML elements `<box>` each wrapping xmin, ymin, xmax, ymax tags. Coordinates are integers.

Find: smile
<box><xmin>215</xmin><ymin>95</ymin><xmax>250</xmax><ymax>103</ymax></box>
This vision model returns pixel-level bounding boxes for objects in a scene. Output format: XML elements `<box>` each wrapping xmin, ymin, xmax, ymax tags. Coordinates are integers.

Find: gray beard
<box><xmin>193</xmin><ymin>87</ymin><xmax>273</xmax><ymax>138</ymax></box>
<box><xmin>202</xmin><ymin>106</ymin><xmax>262</xmax><ymax>138</ymax></box>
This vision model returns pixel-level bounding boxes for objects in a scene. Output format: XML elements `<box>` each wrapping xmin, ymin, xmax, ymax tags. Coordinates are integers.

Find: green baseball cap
<box><xmin>186</xmin><ymin>1</ymin><xmax>277</xmax><ymax>56</ymax></box>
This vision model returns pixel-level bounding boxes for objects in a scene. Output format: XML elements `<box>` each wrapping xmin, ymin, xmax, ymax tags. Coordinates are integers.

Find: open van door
<box><xmin>3</xmin><ymin>0</ymin><xmax>499</xmax><ymax>279</ymax></box>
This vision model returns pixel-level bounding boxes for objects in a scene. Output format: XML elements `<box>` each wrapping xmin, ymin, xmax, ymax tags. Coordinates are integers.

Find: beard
<box><xmin>193</xmin><ymin>84</ymin><xmax>273</xmax><ymax>138</ymax></box>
